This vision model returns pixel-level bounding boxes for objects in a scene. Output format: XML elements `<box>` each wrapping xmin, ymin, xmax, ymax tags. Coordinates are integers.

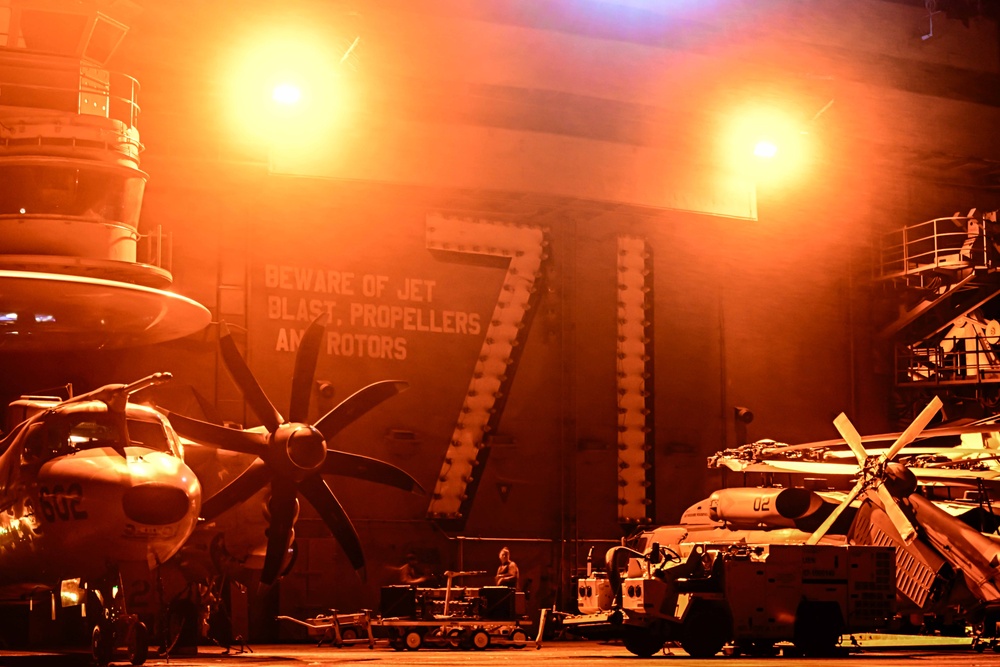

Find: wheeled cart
<box><xmin>278</xmin><ymin>570</ymin><xmax>537</xmax><ymax>651</ymax></box>
<box><xmin>379</xmin><ymin>617</ymin><xmax>530</xmax><ymax>650</ymax></box>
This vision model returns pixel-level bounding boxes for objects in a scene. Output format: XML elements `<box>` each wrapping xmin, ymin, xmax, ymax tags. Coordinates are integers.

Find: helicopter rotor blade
<box><xmin>881</xmin><ymin>396</ymin><xmax>943</xmax><ymax>464</ymax></box>
<box><xmin>201</xmin><ymin>460</ymin><xmax>272</xmax><ymax>521</ymax></box>
<box><xmin>806</xmin><ymin>477</ymin><xmax>865</xmax><ymax>545</ymax></box>
<box><xmin>876</xmin><ymin>483</ymin><xmax>917</xmax><ymax>544</ymax></box>
<box><xmin>321</xmin><ymin>450</ymin><xmax>425</xmax><ymax>494</ymax></box>
<box><xmin>299</xmin><ymin>474</ymin><xmax>366</xmax><ymax>577</ymax></box>
<box><xmin>259</xmin><ymin>479</ymin><xmax>299</xmax><ymax>588</ymax></box>
<box><xmin>832</xmin><ymin>413</ymin><xmax>869</xmax><ymax>467</ymax></box>
<box><xmin>314</xmin><ymin>381</ymin><xmax>409</xmax><ymax>441</ymax></box>
<box><xmin>289</xmin><ymin>316</ymin><xmax>327</xmax><ymax>424</ymax></box>
<box><xmin>164</xmin><ymin>411</ymin><xmax>269</xmax><ymax>457</ymax></box>
<box><xmin>218</xmin><ymin>322</ymin><xmax>284</xmax><ymax>433</ymax></box>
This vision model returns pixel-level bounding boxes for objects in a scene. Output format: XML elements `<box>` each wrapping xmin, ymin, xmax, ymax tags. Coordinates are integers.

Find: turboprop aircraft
<box><xmin>159</xmin><ymin>316</ymin><xmax>425</xmax><ymax>590</ymax></box>
<box><xmin>0</xmin><ymin>372</ymin><xmax>202</xmax><ymax>666</ymax></box>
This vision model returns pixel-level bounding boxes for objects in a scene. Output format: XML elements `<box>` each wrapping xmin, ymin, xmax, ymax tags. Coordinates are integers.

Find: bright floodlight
<box><xmin>753</xmin><ymin>140</ymin><xmax>778</xmax><ymax>159</ymax></box>
<box><xmin>225</xmin><ymin>29</ymin><xmax>348</xmax><ymax>152</ymax></box>
<box><xmin>272</xmin><ymin>83</ymin><xmax>301</xmax><ymax>105</ymax></box>
<box><xmin>720</xmin><ymin>105</ymin><xmax>812</xmax><ymax>186</ymax></box>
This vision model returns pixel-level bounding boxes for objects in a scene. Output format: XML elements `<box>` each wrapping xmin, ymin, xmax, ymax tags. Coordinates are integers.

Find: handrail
<box><xmin>0</xmin><ymin>53</ymin><xmax>140</xmax><ymax>128</ymax></box>
<box><xmin>898</xmin><ymin>326</ymin><xmax>1000</xmax><ymax>385</ymax></box>
<box><xmin>878</xmin><ymin>216</ymin><xmax>990</xmax><ymax>279</ymax></box>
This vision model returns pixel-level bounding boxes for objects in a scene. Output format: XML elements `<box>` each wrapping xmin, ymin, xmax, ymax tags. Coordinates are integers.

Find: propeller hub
<box><xmin>284</xmin><ymin>425</ymin><xmax>327</xmax><ymax>471</ymax></box>
<box><xmin>883</xmin><ymin>462</ymin><xmax>918</xmax><ymax>497</ymax></box>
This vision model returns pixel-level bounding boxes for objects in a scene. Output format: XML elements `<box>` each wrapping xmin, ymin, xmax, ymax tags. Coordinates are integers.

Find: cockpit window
<box><xmin>20</xmin><ymin>412</ymin><xmax>175</xmax><ymax>464</ymax></box>
<box><xmin>126</xmin><ymin>417</ymin><xmax>171</xmax><ymax>453</ymax></box>
<box><xmin>22</xmin><ymin>413</ymin><xmax>123</xmax><ymax>463</ymax></box>
<box><xmin>68</xmin><ymin>419</ymin><xmax>121</xmax><ymax>449</ymax></box>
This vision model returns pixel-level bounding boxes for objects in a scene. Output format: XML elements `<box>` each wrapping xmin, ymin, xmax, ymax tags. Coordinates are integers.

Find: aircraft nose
<box><xmin>122</xmin><ymin>483</ymin><xmax>192</xmax><ymax>525</ymax></box>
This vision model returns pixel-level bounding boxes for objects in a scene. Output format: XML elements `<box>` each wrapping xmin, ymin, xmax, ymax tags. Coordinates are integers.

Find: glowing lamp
<box><xmin>272</xmin><ymin>83</ymin><xmax>301</xmax><ymax>106</ymax></box>
<box><xmin>224</xmin><ymin>29</ymin><xmax>351</xmax><ymax>155</ymax></box>
<box><xmin>720</xmin><ymin>105</ymin><xmax>814</xmax><ymax>186</ymax></box>
<box><xmin>753</xmin><ymin>140</ymin><xmax>778</xmax><ymax>159</ymax></box>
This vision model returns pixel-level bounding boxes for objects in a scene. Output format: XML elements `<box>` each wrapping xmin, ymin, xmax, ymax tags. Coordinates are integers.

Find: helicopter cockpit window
<box><xmin>126</xmin><ymin>417</ymin><xmax>172</xmax><ymax>453</ymax></box>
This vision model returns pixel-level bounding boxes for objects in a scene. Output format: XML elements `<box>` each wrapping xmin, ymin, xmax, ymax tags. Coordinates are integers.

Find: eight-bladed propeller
<box><xmin>806</xmin><ymin>396</ymin><xmax>943</xmax><ymax>545</ymax></box>
<box><xmin>164</xmin><ymin>318</ymin><xmax>423</xmax><ymax>588</ymax></box>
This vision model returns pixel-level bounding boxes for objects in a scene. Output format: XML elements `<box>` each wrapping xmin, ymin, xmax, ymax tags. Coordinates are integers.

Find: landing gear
<box><xmin>88</xmin><ymin>574</ymin><xmax>150</xmax><ymax>666</ymax></box>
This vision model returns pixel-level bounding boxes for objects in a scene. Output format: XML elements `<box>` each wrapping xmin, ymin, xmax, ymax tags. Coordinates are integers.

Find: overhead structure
<box><xmin>875</xmin><ymin>213</ymin><xmax>1000</xmax><ymax>416</ymax></box>
<box><xmin>424</xmin><ymin>214</ymin><xmax>548</xmax><ymax>528</ymax></box>
<box><xmin>0</xmin><ymin>0</ymin><xmax>209</xmax><ymax>349</ymax></box>
<box><xmin>616</xmin><ymin>235</ymin><xmax>655</xmax><ymax>526</ymax></box>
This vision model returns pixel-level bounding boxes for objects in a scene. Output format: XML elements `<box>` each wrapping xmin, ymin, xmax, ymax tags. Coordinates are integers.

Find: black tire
<box><xmin>793</xmin><ymin>601</ymin><xmax>843</xmax><ymax>656</ymax></box>
<box><xmin>470</xmin><ymin>628</ymin><xmax>491</xmax><ymax>651</ymax></box>
<box><xmin>341</xmin><ymin>626</ymin><xmax>359</xmax><ymax>641</ymax></box>
<box><xmin>622</xmin><ymin>627</ymin><xmax>665</xmax><ymax>658</ymax></box>
<box><xmin>447</xmin><ymin>627</ymin><xmax>465</xmax><ymax>649</ymax></box>
<box><xmin>508</xmin><ymin>628</ymin><xmax>528</xmax><ymax>648</ymax></box>
<box><xmin>92</xmin><ymin>625</ymin><xmax>113</xmax><ymax>666</ymax></box>
<box><xmin>404</xmin><ymin>629</ymin><xmax>423</xmax><ymax>650</ymax></box>
<box><xmin>128</xmin><ymin>621</ymin><xmax>149</xmax><ymax>666</ymax></box>
<box><xmin>680</xmin><ymin>601</ymin><xmax>732</xmax><ymax>658</ymax></box>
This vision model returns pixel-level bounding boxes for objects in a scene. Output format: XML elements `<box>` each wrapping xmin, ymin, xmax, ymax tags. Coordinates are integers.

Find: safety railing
<box><xmin>896</xmin><ymin>328</ymin><xmax>1000</xmax><ymax>386</ymax></box>
<box><xmin>138</xmin><ymin>225</ymin><xmax>172</xmax><ymax>274</ymax></box>
<box><xmin>0</xmin><ymin>52</ymin><xmax>140</xmax><ymax>129</ymax></box>
<box><xmin>877</xmin><ymin>216</ymin><xmax>989</xmax><ymax>280</ymax></box>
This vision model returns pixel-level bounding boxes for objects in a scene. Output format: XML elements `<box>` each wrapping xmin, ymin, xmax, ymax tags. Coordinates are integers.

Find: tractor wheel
<box><xmin>622</xmin><ymin>626</ymin><xmax>665</xmax><ymax>657</ymax></box>
<box><xmin>680</xmin><ymin>601</ymin><xmax>732</xmax><ymax>658</ymax></box>
<box><xmin>793</xmin><ymin>601</ymin><xmax>843</xmax><ymax>656</ymax></box>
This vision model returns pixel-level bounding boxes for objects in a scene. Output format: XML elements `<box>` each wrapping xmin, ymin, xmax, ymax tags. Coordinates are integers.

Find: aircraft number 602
<box><xmin>38</xmin><ymin>484</ymin><xmax>88</xmax><ymax>522</ymax></box>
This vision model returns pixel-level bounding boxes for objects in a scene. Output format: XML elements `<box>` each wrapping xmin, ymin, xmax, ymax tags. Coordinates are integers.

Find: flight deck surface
<box><xmin>0</xmin><ymin>640</ymin><xmax>986</xmax><ymax>666</ymax></box>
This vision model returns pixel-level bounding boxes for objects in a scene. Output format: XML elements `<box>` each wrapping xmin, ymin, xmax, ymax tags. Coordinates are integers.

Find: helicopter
<box><xmin>571</xmin><ymin>396</ymin><xmax>1000</xmax><ymax>656</ymax></box>
<box><xmin>691</xmin><ymin>396</ymin><xmax>1000</xmax><ymax>640</ymax></box>
<box><xmin>0</xmin><ymin>371</ymin><xmax>202</xmax><ymax>665</ymax></box>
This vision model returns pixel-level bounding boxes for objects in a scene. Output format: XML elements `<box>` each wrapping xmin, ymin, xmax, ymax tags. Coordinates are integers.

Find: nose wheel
<box><xmin>88</xmin><ymin>579</ymin><xmax>150</xmax><ymax>666</ymax></box>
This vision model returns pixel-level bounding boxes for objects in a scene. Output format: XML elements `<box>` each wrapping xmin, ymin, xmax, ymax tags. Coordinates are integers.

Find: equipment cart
<box><xmin>278</xmin><ymin>570</ymin><xmax>536</xmax><ymax>651</ymax></box>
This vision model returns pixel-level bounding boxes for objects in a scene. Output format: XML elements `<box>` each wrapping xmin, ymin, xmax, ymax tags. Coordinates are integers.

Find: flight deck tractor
<box><xmin>564</xmin><ymin>530</ymin><xmax>896</xmax><ymax>657</ymax></box>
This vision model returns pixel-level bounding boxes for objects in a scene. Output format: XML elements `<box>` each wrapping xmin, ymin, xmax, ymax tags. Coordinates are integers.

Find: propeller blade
<box><xmin>881</xmin><ymin>396</ymin><xmax>943</xmax><ymax>463</ymax></box>
<box><xmin>164</xmin><ymin>411</ymin><xmax>269</xmax><ymax>457</ymax></box>
<box><xmin>806</xmin><ymin>477</ymin><xmax>865</xmax><ymax>545</ymax></box>
<box><xmin>219</xmin><ymin>322</ymin><xmax>284</xmax><ymax>432</ymax></box>
<box><xmin>321</xmin><ymin>450</ymin><xmax>425</xmax><ymax>494</ymax></box>
<box><xmin>876</xmin><ymin>484</ymin><xmax>917</xmax><ymax>544</ymax></box>
<box><xmin>832</xmin><ymin>413</ymin><xmax>869</xmax><ymax>467</ymax></box>
<box><xmin>260</xmin><ymin>479</ymin><xmax>298</xmax><ymax>588</ymax></box>
<box><xmin>299</xmin><ymin>474</ymin><xmax>366</xmax><ymax>577</ymax></box>
<box><xmin>289</xmin><ymin>316</ymin><xmax>327</xmax><ymax>423</ymax></box>
<box><xmin>201</xmin><ymin>460</ymin><xmax>272</xmax><ymax>520</ymax></box>
<box><xmin>314</xmin><ymin>380</ymin><xmax>409</xmax><ymax>441</ymax></box>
